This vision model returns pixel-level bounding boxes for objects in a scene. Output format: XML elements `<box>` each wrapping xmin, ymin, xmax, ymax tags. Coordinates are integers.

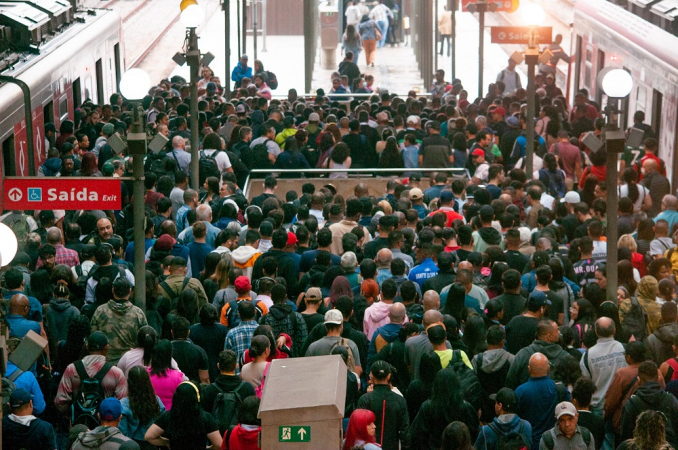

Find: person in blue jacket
<box><xmin>231</xmin><ymin>54</ymin><xmax>253</xmax><ymax>88</ymax></box>
<box><xmin>3</xmin><ymin>361</ymin><xmax>46</xmax><ymax>415</ymax></box>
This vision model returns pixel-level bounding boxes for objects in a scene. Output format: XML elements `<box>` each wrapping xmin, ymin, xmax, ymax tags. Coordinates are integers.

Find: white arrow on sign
<box><xmin>498</xmin><ymin>32</ymin><xmax>506</xmax><ymax>40</ymax></box>
<box><xmin>8</xmin><ymin>188</ymin><xmax>22</xmax><ymax>202</ymax></box>
<box><xmin>298</xmin><ymin>428</ymin><xmax>307</xmax><ymax>440</ymax></box>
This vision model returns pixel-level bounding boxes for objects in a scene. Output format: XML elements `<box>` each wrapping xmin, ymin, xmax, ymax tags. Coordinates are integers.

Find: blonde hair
<box><xmin>210</xmin><ymin>255</ymin><xmax>232</xmax><ymax>288</ymax></box>
<box><xmin>378</xmin><ymin>200</ymin><xmax>393</xmax><ymax>215</ymax></box>
<box><xmin>618</xmin><ymin>234</ymin><xmax>638</xmax><ymax>252</ymax></box>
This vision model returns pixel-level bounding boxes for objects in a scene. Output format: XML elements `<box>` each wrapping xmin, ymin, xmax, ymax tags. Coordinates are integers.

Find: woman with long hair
<box><xmin>618</xmin><ymin>410</ymin><xmax>673</xmax><ymax>450</ymax></box>
<box><xmin>378</xmin><ymin>136</ymin><xmax>404</xmax><ymax>175</ymax></box>
<box><xmin>342</xmin><ymin>24</ymin><xmax>362</xmax><ymax>65</ymax></box>
<box><xmin>538</xmin><ymin>153</ymin><xmax>567</xmax><ymax>197</ymax></box>
<box><xmin>618</xmin><ymin>260</ymin><xmax>639</xmax><ymax>296</ymax></box>
<box><xmin>579</xmin><ymin>174</ymin><xmax>599</xmax><ymax>207</ymax></box>
<box><xmin>440</xmin><ymin>422</ymin><xmax>475</xmax><ymax>450</ymax></box>
<box><xmin>273</xmin><ymin>136</ymin><xmax>310</xmax><ymax>177</ymax></box>
<box><xmin>570</xmin><ymin>299</ymin><xmax>595</xmax><ymax>348</ymax></box>
<box><xmin>316</xmin><ymin>132</ymin><xmax>336</xmax><ymax>168</ymax></box>
<box><xmin>162</xmin><ymin>288</ymin><xmax>200</xmax><ymax>338</ymax></box>
<box><xmin>189</xmin><ymin>304</ymin><xmax>228</xmax><ymax>382</ymax></box>
<box><xmin>486</xmin><ymin>261</ymin><xmax>508</xmax><ymax>299</ymax></box>
<box><xmin>200</xmin><ymin>252</ymin><xmax>222</xmax><ymax>283</ymax></box>
<box><xmin>329</xmin><ymin>142</ymin><xmax>351</xmax><ymax>179</ymax></box>
<box><xmin>619</xmin><ymin>234</ymin><xmax>646</xmax><ymax>278</ymax></box>
<box><xmin>120</xmin><ymin>366</ymin><xmax>165</xmax><ymax>449</ymax></box>
<box><xmin>147</xmin><ymin>339</ymin><xmax>185</xmax><ymax>410</ymax></box>
<box><xmin>343</xmin><ymin>409</ymin><xmax>380</xmax><ymax>450</ymax></box>
<box><xmin>76</xmin><ymin>152</ymin><xmax>101</xmax><ymax>177</ymax></box>
<box><xmin>619</xmin><ymin>167</ymin><xmax>651</xmax><ymax>213</ymax></box>
<box><xmin>145</xmin><ymin>381</ymin><xmax>222</xmax><ymax>450</ymax></box>
<box><xmin>240</xmin><ymin>335</ymin><xmax>271</xmax><ymax>388</ymax></box>
<box><xmin>326</xmin><ymin>275</ymin><xmax>354</xmax><ymax>307</ymax></box>
<box><xmin>118</xmin><ymin>325</ymin><xmax>183</xmax><ymax>378</ymax></box>
<box><xmin>201</xmin><ymin>176</ymin><xmax>220</xmax><ymax>204</ymax></box>
<box><xmin>442</xmin><ymin>282</ymin><xmax>466</xmax><ymax>326</ymax></box>
<box><xmin>205</xmin><ymin>256</ymin><xmax>232</xmax><ymax>305</ymax></box>
<box><xmin>411</xmin><ymin>369</ymin><xmax>480</xmax><ymax>448</ymax></box>
<box><xmin>622</xmin><ymin>276</ymin><xmax>661</xmax><ymax>338</ymax></box>
<box><xmin>406</xmin><ymin>351</ymin><xmax>442</xmax><ymax>422</ymax></box>
<box><xmin>461</xmin><ymin>315</ymin><xmax>488</xmax><ymax>359</ymax></box>
<box><xmin>637</xmin><ymin>218</ymin><xmax>657</xmax><ymax>257</ymax></box>
<box><xmin>144</xmin><ymin>271</ymin><xmax>166</xmax><ymax>333</ymax></box>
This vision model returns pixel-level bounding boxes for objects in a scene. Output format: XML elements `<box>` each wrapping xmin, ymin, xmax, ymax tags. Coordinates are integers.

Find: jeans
<box><xmin>439</xmin><ymin>35</ymin><xmax>451</xmax><ymax>56</ymax></box>
<box><xmin>377</xmin><ymin>19</ymin><xmax>388</xmax><ymax>47</ymax></box>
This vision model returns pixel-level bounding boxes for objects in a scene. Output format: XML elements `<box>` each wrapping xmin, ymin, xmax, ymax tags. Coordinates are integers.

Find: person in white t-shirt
<box><xmin>471</xmin><ymin>149</ymin><xmax>490</xmax><ymax>184</ymax></box>
<box><xmin>201</xmin><ymin>133</ymin><xmax>233</xmax><ymax>174</ymax></box>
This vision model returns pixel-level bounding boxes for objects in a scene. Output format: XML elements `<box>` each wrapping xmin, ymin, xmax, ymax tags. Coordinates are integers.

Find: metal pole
<box><xmin>303</xmin><ymin>0</ymin><xmax>313</xmax><ymax>94</ymax></box>
<box><xmin>187</xmin><ymin>29</ymin><xmax>201</xmax><ymax>191</ymax></box>
<box><xmin>478</xmin><ymin>6</ymin><xmax>485</xmax><ymax>99</ymax></box>
<box><xmin>605</xmin><ymin>100</ymin><xmax>619</xmax><ymax>305</ymax></box>
<box><xmin>434</xmin><ymin>0</ymin><xmax>439</xmax><ymax>73</ymax></box>
<box><xmin>0</xmin><ymin>76</ymin><xmax>35</xmax><ymax>175</ymax></box>
<box><xmin>525</xmin><ymin>57</ymin><xmax>536</xmax><ymax>178</ymax></box>
<box><xmin>262</xmin><ymin>0</ymin><xmax>267</xmax><ymax>52</ymax></box>
<box><xmin>224</xmin><ymin>0</ymin><xmax>231</xmax><ymax>100</ymax></box>
<box><xmin>242</xmin><ymin>0</ymin><xmax>247</xmax><ymax>56</ymax></box>
<box><xmin>450</xmin><ymin>0</ymin><xmax>456</xmax><ymax>79</ymax></box>
<box><xmin>129</xmin><ymin>104</ymin><xmax>146</xmax><ymax>313</ymax></box>
<box><xmin>236</xmin><ymin>0</ymin><xmax>241</xmax><ymax>57</ymax></box>
<box><xmin>253</xmin><ymin>0</ymin><xmax>258</xmax><ymax>61</ymax></box>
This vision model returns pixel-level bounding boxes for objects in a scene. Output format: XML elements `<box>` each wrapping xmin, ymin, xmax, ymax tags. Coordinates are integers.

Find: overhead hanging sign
<box><xmin>490</xmin><ymin>26</ymin><xmax>553</xmax><ymax>44</ymax></box>
<box><xmin>4</xmin><ymin>177</ymin><xmax>121</xmax><ymax>210</ymax></box>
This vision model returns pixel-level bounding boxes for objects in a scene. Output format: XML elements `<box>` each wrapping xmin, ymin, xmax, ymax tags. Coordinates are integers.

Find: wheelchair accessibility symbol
<box><xmin>28</xmin><ymin>188</ymin><xmax>42</xmax><ymax>202</ymax></box>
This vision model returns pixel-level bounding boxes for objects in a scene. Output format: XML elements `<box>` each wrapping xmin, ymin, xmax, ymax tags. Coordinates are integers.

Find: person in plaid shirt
<box><xmin>36</xmin><ymin>228</ymin><xmax>80</xmax><ymax>268</ymax></box>
<box><xmin>224</xmin><ymin>301</ymin><xmax>259</xmax><ymax>374</ymax></box>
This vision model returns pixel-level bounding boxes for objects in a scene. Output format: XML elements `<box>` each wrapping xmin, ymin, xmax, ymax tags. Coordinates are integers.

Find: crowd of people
<box><xmin>1</xmin><ymin>27</ymin><xmax>676</xmax><ymax>450</ymax></box>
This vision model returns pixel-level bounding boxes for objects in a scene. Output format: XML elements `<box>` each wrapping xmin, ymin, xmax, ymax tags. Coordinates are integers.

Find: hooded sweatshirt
<box><xmin>38</xmin><ymin>157</ymin><xmax>62</xmax><ymax>177</ymax></box>
<box><xmin>620</xmin><ymin>382</ymin><xmax>678</xmax><ymax>445</ymax></box>
<box><xmin>505</xmin><ymin>340</ymin><xmax>570</xmax><ymax>389</ymax></box>
<box><xmin>475</xmin><ymin>413</ymin><xmax>533</xmax><ymax>450</ymax></box>
<box><xmin>231</xmin><ymin>245</ymin><xmax>262</xmax><ymax>279</ymax></box>
<box><xmin>90</xmin><ymin>300</ymin><xmax>148</xmax><ymax>363</ymax></box>
<box><xmin>646</xmin><ymin>322</ymin><xmax>678</xmax><ymax>365</ymax></box>
<box><xmin>2</xmin><ymin>414</ymin><xmax>56</xmax><ymax>450</ymax></box>
<box><xmin>473</xmin><ymin>227</ymin><xmax>504</xmax><ymax>253</ymax></box>
<box><xmin>367</xmin><ymin>322</ymin><xmax>402</xmax><ymax>368</ymax></box>
<box><xmin>45</xmin><ymin>297</ymin><xmax>80</xmax><ymax>353</ymax></box>
<box><xmin>363</xmin><ymin>301</ymin><xmax>392</xmax><ymax>341</ymax></box>
<box><xmin>472</xmin><ymin>348</ymin><xmax>515</xmax><ymax>373</ymax></box>
<box><xmin>225</xmin><ymin>424</ymin><xmax>261</xmax><ymax>449</ymax></box>
<box><xmin>71</xmin><ymin>425</ymin><xmax>132</xmax><ymax>450</ymax></box>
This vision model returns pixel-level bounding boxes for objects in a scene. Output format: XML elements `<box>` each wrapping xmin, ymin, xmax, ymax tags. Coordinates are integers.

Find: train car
<box><xmin>0</xmin><ymin>3</ymin><xmax>123</xmax><ymax>191</ymax></box>
<box><xmin>573</xmin><ymin>0</ymin><xmax>678</xmax><ymax>187</ymax></box>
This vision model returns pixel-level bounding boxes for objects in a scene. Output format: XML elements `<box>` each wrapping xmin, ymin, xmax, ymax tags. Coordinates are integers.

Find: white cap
<box><xmin>324</xmin><ymin>309</ymin><xmax>343</xmax><ymax>325</ymax></box>
<box><xmin>555</xmin><ymin>401</ymin><xmax>577</xmax><ymax>419</ymax></box>
<box><xmin>560</xmin><ymin>191</ymin><xmax>581</xmax><ymax>204</ymax></box>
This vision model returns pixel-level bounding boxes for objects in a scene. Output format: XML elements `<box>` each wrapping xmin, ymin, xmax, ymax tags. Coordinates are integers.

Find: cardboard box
<box><xmin>8</xmin><ymin>330</ymin><xmax>47</xmax><ymax>371</ymax></box>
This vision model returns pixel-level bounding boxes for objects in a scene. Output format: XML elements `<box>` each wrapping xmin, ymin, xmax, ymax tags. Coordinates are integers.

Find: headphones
<box><xmin>179</xmin><ymin>381</ymin><xmax>201</xmax><ymax>402</ymax></box>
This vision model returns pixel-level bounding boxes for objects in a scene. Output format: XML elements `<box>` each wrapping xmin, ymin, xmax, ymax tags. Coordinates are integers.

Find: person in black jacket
<box><xmin>357</xmin><ymin>361</ymin><xmax>410</xmax><ymax>450</ymax></box>
<box><xmin>2</xmin><ymin>389</ymin><xmax>57</xmax><ymax>450</ymax></box>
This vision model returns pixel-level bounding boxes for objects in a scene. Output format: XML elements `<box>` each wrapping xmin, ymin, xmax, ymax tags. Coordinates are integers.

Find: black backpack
<box><xmin>160</xmin><ymin>278</ymin><xmax>190</xmax><ymax>309</ymax></box>
<box><xmin>448</xmin><ymin>350</ymin><xmax>484</xmax><ymax>412</ymax></box>
<box><xmin>249</xmin><ymin>140</ymin><xmax>273</xmax><ymax>170</ymax></box>
<box><xmin>199</xmin><ymin>150</ymin><xmax>222</xmax><ymax>185</ymax></box>
<box><xmin>225</xmin><ymin>299</ymin><xmax>265</xmax><ymax>330</ymax></box>
<box><xmin>212</xmin><ymin>382</ymin><xmax>247</xmax><ymax>435</ymax></box>
<box><xmin>487</xmin><ymin>420</ymin><xmax>530</xmax><ymax>450</ymax></box>
<box><xmin>475</xmin><ymin>352</ymin><xmax>511</xmax><ymax>423</ymax></box>
<box><xmin>2</xmin><ymin>368</ymin><xmax>23</xmax><ymax>415</ymax></box>
<box><xmin>622</xmin><ymin>297</ymin><xmax>648</xmax><ymax>341</ymax></box>
<box><xmin>72</xmin><ymin>360</ymin><xmax>113</xmax><ymax>429</ymax></box>
<box><xmin>145</xmin><ymin>152</ymin><xmax>169</xmax><ymax>178</ymax></box>
<box><xmin>265</xmin><ymin>71</ymin><xmax>278</xmax><ymax>90</ymax></box>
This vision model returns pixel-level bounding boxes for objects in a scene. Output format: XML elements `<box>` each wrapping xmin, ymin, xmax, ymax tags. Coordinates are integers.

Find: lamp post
<box><xmin>598</xmin><ymin>68</ymin><xmax>633</xmax><ymax>304</ymax></box>
<box><xmin>252</xmin><ymin>0</ymin><xmax>258</xmax><ymax>61</ymax></box>
<box><xmin>522</xmin><ymin>4</ymin><xmax>545</xmax><ymax>178</ymax></box>
<box><xmin>119</xmin><ymin>68</ymin><xmax>152</xmax><ymax>313</ymax></box>
<box><xmin>181</xmin><ymin>0</ymin><xmax>205</xmax><ymax>191</ymax></box>
<box><xmin>466</xmin><ymin>0</ymin><xmax>497</xmax><ymax>99</ymax></box>
<box><xmin>223</xmin><ymin>0</ymin><xmax>231</xmax><ymax>101</ymax></box>
<box><xmin>0</xmin><ymin>223</ymin><xmax>18</xmax><ymax>267</ymax></box>
<box><xmin>448</xmin><ymin>0</ymin><xmax>457</xmax><ymax>79</ymax></box>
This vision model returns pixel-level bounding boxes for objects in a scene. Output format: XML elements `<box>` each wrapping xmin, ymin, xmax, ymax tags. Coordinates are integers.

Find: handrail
<box><xmin>0</xmin><ymin>75</ymin><xmax>34</xmax><ymax>176</ymax></box>
<box><xmin>269</xmin><ymin>92</ymin><xmax>435</xmax><ymax>99</ymax></box>
<box><xmin>242</xmin><ymin>167</ymin><xmax>470</xmax><ymax>199</ymax></box>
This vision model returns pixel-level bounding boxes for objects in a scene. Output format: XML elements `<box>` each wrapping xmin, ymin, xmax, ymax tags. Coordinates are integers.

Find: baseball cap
<box><xmin>493</xmin><ymin>107</ymin><xmax>507</xmax><ymax>117</ymax></box>
<box><xmin>306</xmin><ymin>287</ymin><xmax>322</xmax><ymax>302</ymax></box>
<box><xmin>555</xmin><ymin>401</ymin><xmax>577</xmax><ymax>419</ymax></box>
<box><xmin>309</xmin><ymin>112</ymin><xmax>320</xmax><ymax>122</ymax></box>
<box><xmin>236</xmin><ymin>104</ymin><xmax>247</xmax><ymax>114</ymax></box>
<box><xmin>102</xmin><ymin>161</ymin><xmax>115</xmax><ymax>176</ymax></box>
<box><xmin>560</xmin><ymin>191</ymin><xmax>581</xmax><ymax>204</ymax></box>
<box><xmin>490</xmin><ymin>387</ymin><xmax>518</xmax><ymax>411</ymax></box>
<box><xmin>102</xmin><ymin>123</ymin><xmax>115</xmax><ymax>135</ymax></box>
<box><xmin>440</xmin><ymin>190</ymin><xmax>455</xmax><ymax>203</ymax></box>
<box><xmin>506</xmin><ymin>116</ymin><xmax>520</xmax><ymax>128</ymax></box>
<box><xmin>206</xmin><ymin>82</ymin><xmax>217</xmax><ymax>92</ymax></box>
<box><xmin>39</xmin><ymin>210</ymin><xmax>55</xmax><ymax>222</ymax></box>
<box><xmin>155</xmin><ymin>234</ymin><xmax>176</xmax><ymax>252</ymax></box>
<box><xmin>99</xmin><ymin>397</ymin><xmax>123</xmax><ymax>421</ymax></box>
<box><xmin>471</xmin><ymin>148</ymin><xmax>485</xmax><ymax>157</ymax></box>
<box><xmin>234</xmin><ymin>276</ymin><xmax>251</xmax><ymax>292</ymax></box>
<box><xmin>9</xmin><ymin>388</ymin><xmax>33</xmax><ymax>409</ymax></box>
<box><xmin>287</xmin><ymin>231</ymin><xmax>298</xmax><ymax>246</ymax></box>
<box><xmin>409</xmin><ymin>188</ymin><xmax>424</xmax><ymax>201</ymax></box>
<box><xmin>527</xmin><ymin>290</ymin><xmax>551</xmax><ymax>308</ymax></box>
<box><xmin>324</xmin><ymin>309</ymin><xmax>343</xmax><ymax>325</ymax></box>
<box><xmin>87</xmin><ymin>331</ymin><xmax>109</xmax><ymax>351</ymax></box>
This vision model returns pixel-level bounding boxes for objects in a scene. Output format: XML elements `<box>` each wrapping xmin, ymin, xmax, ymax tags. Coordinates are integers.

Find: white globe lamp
<box><xmin>180</xmin><ymin>0</ymin><xmax>204</xmax><ymax>29</ymax></box>
<box><xmin>522</xmin><ymin>3</ymin><xmax>546</xmax><ymax>27</ymax></box>
<box><xmin>0</xmin><ymin>222</ymin><xmax>18</xmax><ymax>267</ymax></box>
<box><xmin>119</xmin><ymin>68</ymin><xmax>151</xmax><ymax>101</ymax></box>
<box><xmin>600</xmin><ymin>68</ymin><xmax>633</xmax><ymax>99</ymax></box>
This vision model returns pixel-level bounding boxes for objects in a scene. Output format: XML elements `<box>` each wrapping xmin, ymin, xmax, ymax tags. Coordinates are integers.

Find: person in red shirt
<box><xmin>428</xmin><ymin>191</ymin><xmax>463</xmax><ymax>226</ymax></box>
<box><xmin>221</xmin><ymin>396</ymin><xmax>261</xmax><ymax>450</ymax></box>
<box><xmin>635</xmin><ymin>138</ymin><xmax>667</xmax><ymax>181</ymax></box>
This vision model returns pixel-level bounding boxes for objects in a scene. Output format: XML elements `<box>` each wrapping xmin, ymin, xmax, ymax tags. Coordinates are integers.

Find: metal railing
<box><xmin>270</xmin><ymin>92</ymin><xmax>435</xmax><ymax>99</ymax></box>
<box><xmin>243</xmin><ymin>167</ymin><xmax>470</xmax><ymax>199</ymax></box>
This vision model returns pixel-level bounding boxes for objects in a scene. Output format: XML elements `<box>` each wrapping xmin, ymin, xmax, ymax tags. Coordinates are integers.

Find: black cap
<box><xmin>490</xmin><ymin>387</ymin><xmax>518</xmax><ymax>412</ymax></box>
<box><xmin>87</xmin><ymin>331</ymin><xmax>109</xmax><ymax>351</ymax></box>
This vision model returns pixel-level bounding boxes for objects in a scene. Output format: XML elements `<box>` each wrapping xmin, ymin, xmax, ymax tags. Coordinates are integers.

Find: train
<box><xmin>573</xmin><ymin>0</ymin><xmax>678</xmax><ymax>187</ymax></box>
<box><xmin>0</xmin><ymin>1</ymin><xmax>123</xmax><ymax>209</ymax></box>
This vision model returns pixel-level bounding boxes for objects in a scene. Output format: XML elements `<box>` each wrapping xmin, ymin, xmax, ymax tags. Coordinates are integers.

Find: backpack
<box><xmin>265</xmin><ymin>71</ymin><xmax>278</xmax><ymax>90</ymax></box>
<box><xmin>486</xmin><ymin>420</ymin><xmax>529</xmax><ymax>450</ymax></box>
<box><xmin>1</xmin><ymin>368</ymin><xmax>24</xmax><ymax>415</ymax></box>
<box><xmin>2</xmin><ymin>213</ymin><xmax>30</xmax><ymax>246</ymax></box>
<box><xmin>539</xmin><ymin>168</ymin><xmax>566</xmax><ymax>198</ymax></box>
<box><xmin>249</xmin><ymin>140</ymin><xmax>273</xmax><ymax>170</ymax></box>
<box><xmin>511</xmin><ymin>133</ymin><xmax>547</xmax><ymax>164</ymax></box>
<box><xmin>476</xmin><ymin>352</ymin><xmax>511</xmax><ymax>423</ymax></box>
<box><xmin>225</xmin><ymin>299</ymin><xmax>264</xmax><ymax>330</ymax></box>
<box><xmin>448</xmin><ymin>350</ymin><xmax>484</xmax><ymax>411</ymax></box>
<box><xmin>72</xmin><ymin>360</ymin><xmax>113</xmax><ymax>429</ymax></box>
<box><xmin>622</xmin><ymin>296</ymin><xmax>648</xmax><ymax>341</ymax></box>
<box><xmin>160</xmin><ymin>278</ymin><xmax>190</xmax><ymax>309</ymax></box>
<box><xmin>255</xmin><ymin>362</ymin><xmax>270</xmax><ymax>398</ymax></box>
<box><xmin>541</xmin><ymin>426</ymin><xmax>591</xmax><ymax>450</ymax></box>
<box><xmin>199</xmin><ymin>150</ymin><xmax>222</xmax><ymax>185</ymax></box>
<box><xmin>212</xmin><ymin>381</ymin><xmax>247</xmax><ymax>435</ymax></box>
<box><xmin>145</xmin><ymin>152</ymin><xmax>169</xmax><ymax>178</ymax></box>
<box><xmin>330</xmin><ymin>338</ymin><xmax>357</xmax><ymax>373</ymax></box>
<box><xmin>666</xmin><ymin>358</ymin><xmax>678</xmax><ymax>381</ymax></box>
<box><xmin>499</xmin><ymin>69</ymin><xmax>520</xmax><ymax>88</ymax></box>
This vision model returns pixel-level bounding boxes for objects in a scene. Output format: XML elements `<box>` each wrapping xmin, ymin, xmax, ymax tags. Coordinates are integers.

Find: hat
<box><xmin>440</xmin><ymin>190</ymin><xmax>455</xmax><ymax>203</ymax></box>
<box><xmin>99</xmin><ymin>397</ymin><xmax>122</xmax><ymax>421</ymax></box>
<box><xmin>471</xmin><ymin>148</ymin><xmax>485</xmax><ymax>158</ymax></box>
<box><xmin>308</xmin><ymin>112</ymin><xmax>320</xmax><ymax>122</ymax></box>
<box><xmin>155</xmin><ymin>234</ymin><xmax>176</xmax><ymax>252</ymax></box>
<box><xmin>102</xmin><ymin>123</ymin><xmax>115</xmax><ymax>136</ymax></box>
<box><xmin>87</xmin><ymin>331</ymin><xmax>109</xmax><ymax>351</ymax></box>
<box><xmin>241</xmin><ymin>54</ymin><xmax>249</xmax><ymax>60</ymax></box>
<box><xmin>493</xmin><ymin>107</ymin><xmax>506</xmax><ymax>117</ymax></box>
<box><xmin>306</xmin><ymin>287</ymin><xmax>323</xmax><ymax>302</ymax></box>
<box><xmin>527</xmin><ymin>290</ymin><xmax>551</xmax><ymax>308</ymax></box>
<box><xmin>555</xmin><ymin>401</ymin><xmax>577</xmax><ymax>419</ymax></box>
<box><xmin>236</xmin><ymin>104</ymin><xmax>247</xmax><ymax>114</ymax></box>
<box><xmin>409</xmin><ymin>188</ymin><xmax>424</xmax><ymax>201</ymax></box>
<box><xmin>102</xmin><ymin>161</ymin><xmax>115</xmax><ymax>176</ymax></box>
<box><xmin>324</xmin><ymin>309</ymin><xmax>343</xmax><ymax>325</ymax></box>
<box><xmin>490</xmin><ymin>387</ymin><xmax>518</xmax><ymax>412</ymax></box>
<box><xmin>234</xmin><ymin>276</ymin><xmax>251</xmax><ymax>292</ymax></box>
<box><xmin>371</xmin><ymin>360</ymin><xmax>391</xmax><ymax>379</ymax></box>
<box><xmin>506</xmin><ymin>116</ymin><xmax>520</xmax><ymax>128</ymax></box>
<box><xmin>409</xmin><ymin>173</ymin><xmax>421</xmax><ymax>182</ymax></box>
<box><xmin>81</xmin><ymin>244</ymin><xmax>97</xmax><ymax>259</ymax></box>
<box><xmin>287</xmin><ymin>231</ymin><xmax>298</xmax><ymax>246</ymax></box>
<box><xmin>9</xmin><ymin>388</ymin><xmax>33</xmax><ymax>409</ymax></box>
<box><xmin>206</xmin><ymin>82</ymin><xmax>217</xmax><ymax>92</ymax></box>
<box><xmin>39</xmin><ymin>210</ymin><xmax>55</xmax><ymax>222</ymax></box>
<box><xmin>560</xmin><ymin>191</ymin><xmax>581</xmax><ymax>204</ymax></box>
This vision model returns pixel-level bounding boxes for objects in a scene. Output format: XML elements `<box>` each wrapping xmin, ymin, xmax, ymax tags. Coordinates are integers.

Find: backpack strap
<box><xmin>93</xmin><ymin>363</ymin><xmax>113</xmax><ymax>383</ymax></box>
<box><xmin>476</xmin><ymin>352</ymin><xmax>484</xmax><ymax>371</ymax></box>
<box><xmin>580</xmin><ymin>426</ymin><xmax>591</xmax><ymax>446</ymax></box>
<box><xmin>451</xmin><ymin>349</ymin><xmax>462</xmax><ymax>365</ymax></box>
<box><xmin>75</xmin><ymin>265</ymin><xmax>83</xmax><ymax>278</ymax></box>
<box><xmin>541</xmin><ymin>428</ymin><xmax>555</xmax><ymax>450</ymax></box>
<box><xmin>555</xmin><ymin>381</ymin><xmax>568</xmax><ymax>403</ymax></box>
<box><xmin>74</xmin><ymin>360</ymin><xmax>91</xmax><ymax>382</ymax></box>
<box><xmin>583</xmin><ymin>350</ymin><xmax>591</xmax><ymax>375</ymax></box>
<box><xmin>8</xmin><ymin>368</ymin><xmax>23</xmax><ymax>382</ymax></box>
<box><xmin>620</xmin><ymin>376</ymin><xmax>638</xmax><ymax>401</ymax></box>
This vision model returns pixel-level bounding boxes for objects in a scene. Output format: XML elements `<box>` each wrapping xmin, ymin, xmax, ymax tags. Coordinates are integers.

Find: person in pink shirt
<box><xmin>363</xmin><ymin>279</ymin><xmax>408</xmax><ymax>340</ymax></box>
<box><xmin>147</xmin><ymin>340</ymin><xmax>185</xmax><ymax>410</ymax></box>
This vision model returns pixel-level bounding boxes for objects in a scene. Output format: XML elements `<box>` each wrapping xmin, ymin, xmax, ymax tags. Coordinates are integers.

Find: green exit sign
<box><xmin>279</xmin><ymin>425</ymin><xmax>311</xmax><ymax>442</ymax></box>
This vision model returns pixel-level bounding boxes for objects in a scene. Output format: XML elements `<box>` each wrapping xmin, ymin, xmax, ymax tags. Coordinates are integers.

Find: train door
<box><xmin>73</xmin><ymin>77</ymin><xmax>82</xmax><ymax>108</ymax></box>
<box><xmin>43</xmin><ymin>101</ymin><xmax>54</xmax><ymax>126</ymax></box>
<box><xmin>2</xmin><ymin>134</ymin><xmax>15</xmax><ymax>176</ymax></box>
<box><xmin>114</xmin><ymin>43</ymin><xmax>121</xmax><ymax>89</ymax></box>
<box><xmin>574</xmin><ymin>35</ymin><xmax>583</xmax><ymax>94</ymax></box>
<box><xmin>652</xmin><ymin>89</ymin><xmax>663</xmax><ymax>138</ymax></box>
<box><xmin>594</xmin><ymin>49</ymin><xmax>605</xmax><ymax>106</ymax></box>
<box><xmin>95</xmin><ymin>59</ymin><xmax>104</xmax><ymax>105</ymax></box>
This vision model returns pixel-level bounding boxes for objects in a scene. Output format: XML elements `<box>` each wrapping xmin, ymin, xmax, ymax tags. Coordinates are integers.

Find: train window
<box><xmin>114</xmin><ymin>43</ymin><xmax>121</xmax><ymax>89</ymax></box>
<box><xmin>2</xmin><ymin>134</ymin><xmax>15</xmax><ymax>177</ymax></box>
<box><xmin>95</xmin><ymin>59</ymin><xmax>104</xmax><ymax>105</ymax></box>
<box><xmin>652</xmin><ymin>89</ymin><xmax>663</xmax><ymax>137</ymax></box>
<box><xmin>636</xmin><ymin>85</ymin><xmax>647</xmax><ymax>114</ymax></box>
<box><xmin>73</xmin><ymin>78</ymin><xmax>81</xmax><ymax>108</ymax></box>
<box><xmin>43</xmin><ymin>101</ymin><xmax>54</xmax><ymax>125</ymax></box>
<box><xmin>59</xmin><ymin>96</ymin><xmax>68</xmax><ymax>122</ymax></box>
<box><xmin>574</xmin><ymin>35</ymin><xmax>583</xmax><ymax>93</ymax></box>
<box><xmin>584</xmin><ymin>46</ymin><xmax>593</xmax><ymax>92</ymax></box>
<box><xmin>595</xmin><ymin>49</ymin><xmax>606</xmax><ymax>106</ymax></box>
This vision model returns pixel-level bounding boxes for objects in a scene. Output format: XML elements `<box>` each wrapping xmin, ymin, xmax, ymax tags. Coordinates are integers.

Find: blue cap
<box><xmin>440</xmin><ymin>190</ymin><xmax>455</xmax><ymax>203</ymax></box>
<box><xmin>9</xmin><ymin>388</ymin><xmax>33</xmax><ymax>409</ymax></box>
<box><xmin>206</xmin><ymin>82</ymin><xmax>217</xmax><ymax>92</ymax></box>
<box><xmin>528</xmin><ymin>290</ymin><xmax>551</xmax><ymax>308</ymax></box>
<box><xmin>99</xmin><ymin>397</ymin><xmax>122</xmax><ymax>421</ymax></box>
